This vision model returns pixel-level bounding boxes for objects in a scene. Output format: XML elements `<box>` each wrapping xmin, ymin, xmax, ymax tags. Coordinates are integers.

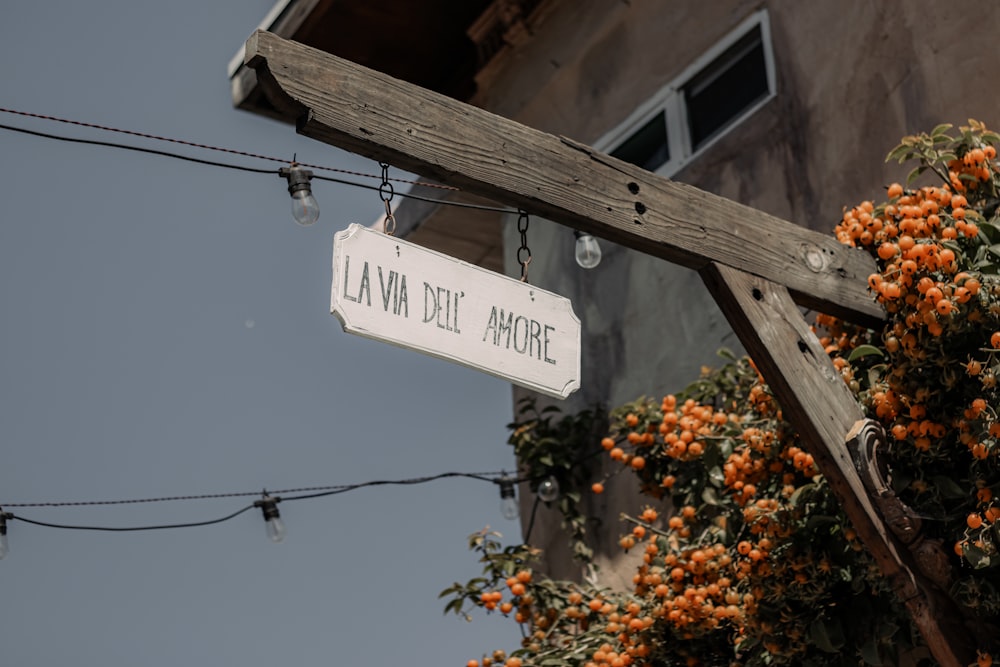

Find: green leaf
<box><xmin>708</xmin><ymin>465</ymin><xmax>725</xmax><ymax>487</ymax></box>
<box><xmin>810</xmin><ymin>618</ymin><xmax>846</xmax><ymax>653</ymax></box>
<box><xmin>847</xmin><ymin>345</ymin><xmax>884</xmax><ymax>362</ymax></box>
<box><xmin>963</xmin><ymin>541</ymin><xmax>992</xmax><ymax>569</ymax></box>
<box><xmin>885</xmin><ymin>145</ymin><xmax>910</xmax><ymax>163</ymax></box>
<box><xmin>931</xmin><ymin>475</ymin><xmax>966</xmax><ymax>499</ymax></box>
<box><xmin>906</xmin><ymin>165</ymin><xmax>928</xmax><ymax>185</ymax></box>
<box><xmin>860</xmin><ymin>635</ymin><xmax>883</xmax><ymax>666</ymax></box>
<box><xmin>931</xmin><ymin>123</ymin><xmax>953</xmax><ymax>137</ymax></box>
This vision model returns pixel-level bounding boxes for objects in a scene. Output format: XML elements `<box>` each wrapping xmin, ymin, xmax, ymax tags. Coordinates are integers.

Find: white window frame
<box><xmin>593</xmin><ymin>9</ymin><xmax>776</xmax><ymax>177</ymax></box>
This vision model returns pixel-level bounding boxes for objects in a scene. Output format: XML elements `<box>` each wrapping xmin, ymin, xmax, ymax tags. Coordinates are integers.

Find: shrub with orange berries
<box><xmin>445</xmin><ymin>122</ymin><xmax>1000</xmax><ymax>667</ymax></box>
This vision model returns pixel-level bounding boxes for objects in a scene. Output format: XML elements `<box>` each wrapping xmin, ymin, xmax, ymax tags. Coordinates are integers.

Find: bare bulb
<box><xmin>574</xmin><ymin>232</ymin><xmax>602</xmax><ymax>268</ymax></box>
<box><xmin>291</xmin><ymin>190</ymin><xmax>320</xmax><ymax>227</ymax></box>
<box><xmin>265</xmin><ymin>515</ymin><xmax>287</xmax><ymax>543</ymax></box>
<box><xmin>537</xmin><ymin>476</ymin><xmax>560</xmax><ymax>503</ymax></box>
<box><xmin>257</xmin><ymin>497</ymin><xmax>286</xmax><ymax>544</ymax></box>
<box><xmin>281</xmin><ymin>165</ymin><xmax>320</xmax><ymax>226</ymax></box>
<box><xmin>499</xmin><ymin>476</ymin><xmax>519</xmax><ymax>520</ymax></box>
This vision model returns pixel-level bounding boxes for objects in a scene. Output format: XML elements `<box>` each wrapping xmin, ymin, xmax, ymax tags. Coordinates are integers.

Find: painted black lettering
<box><xmin>397</xmin><ymin>275</ymin><xmax>408</xmax><ymax>317</ymax></box>
<box><xmin>342</xmin><ymin>255</ymin><xmax>357</xmax><ymax>303</ymax></box>
<box><xmin>529</xmin><ymin>319</ymin><xmax>542</xmax><ymax>359</ymax></box>
<box><xmin>378</xmin><ymin>266</ymin><xmax>395</xmax><ymax>312</ymax></box>
<box><xmin>453</xmin><ymin>291</ymin><xmax>462</xmax><ymax>333</ymax></box>
<box><xmin>498</xmin><ymin>309</ymin><xmax>513</xmax><ymax>348</ymax></box>
<box><xmin>513</xmin><ymin>316</ymin><xmax>528</xmax><ymax>353</ymax></box>
<box><xmin>544</xmin><ymin>325</ymin><xmax>556</xmax><ymax>365</ymax></box>
<box><xmin>422</xmin><ymin>282</ymin><xmax>437</xmax><ymax>323</ymax></box>
<box><xmin>483</xmin><ymin>306</ymin><xmax>498</xmax><ymax>343</ymax></box>
<box><xmin>437</xmin><ymin>287</ymin><xmax>449</xmax><ymax>330</ymax></box>
<box><xmin>357</xmin><ymin>261</ymin><xmax>371</xmax><ymax>306</ymax></box>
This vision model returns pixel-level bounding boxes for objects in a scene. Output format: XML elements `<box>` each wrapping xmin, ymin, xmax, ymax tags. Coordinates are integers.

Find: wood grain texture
<box><xmin>700</xmin><ymin>262</ymin><xmax>971</xmax><ymax>667</ymax></box>
<box><xmin>243</xmin><ymin>30</ymin><xmax>883</xmax><ymax>327</ymax></box>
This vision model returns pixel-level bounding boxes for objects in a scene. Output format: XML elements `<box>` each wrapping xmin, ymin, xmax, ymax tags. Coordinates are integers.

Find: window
<box><xmin>595</xmin><ymin>10</ymin><xmax>775</xmax><ymax>176</ymax></box>
<box><xmin>610</xmin><ymin>111</ymin><xmax>669</xmax><ymax>172</ymax></box>
<box><xmin>683</xmin><ymin>25</ymin><xmax>769</xmax><ymax>150</ymax></box>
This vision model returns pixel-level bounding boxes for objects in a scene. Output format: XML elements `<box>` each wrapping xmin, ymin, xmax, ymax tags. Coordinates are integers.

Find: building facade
<box><xmin>232</xmin><ymin>0</ymin><xmax>1000</xmax><ymax>584</ymax></box>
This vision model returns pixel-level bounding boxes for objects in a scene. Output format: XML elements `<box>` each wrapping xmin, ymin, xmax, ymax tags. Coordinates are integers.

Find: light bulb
<box><xmin>0</xmin><ymin>511</ymin><xmax>9</xmax><ymax>560</ymax></box>
<box><xmin>291</xmin><ymin>189</ymin><xmax>320</xmax><ymax>226</ymax></box>
<box><xmin>280</xmin><ymin>165</ymin><xmax>320</xmax><ymax>226</ymax></box>
<box><xmin>256</xmin><ymin>497</ymin><xmax>286</xmax><ymax>544</ymax></box>
<box><xmin>574</xmin><ymin>231</ymin><xmax>602</xmax><ymax>269</ymax></box>
<box><xmin>537</xmin><ymin>476</ymin><xmax>560</xmax><ymax>503</ymax></box>
<box><xmin>499</xmin><ymin>476</ymin><xmax>519</xmax><ymax>521</ymax></box>
<box><xmin>266</xmin><ymin>515</ymin><xmax>287</xmax><ymax>543</ymax></box>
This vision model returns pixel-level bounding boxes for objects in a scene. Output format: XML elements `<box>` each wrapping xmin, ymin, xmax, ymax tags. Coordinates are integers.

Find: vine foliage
<box><xmin>443</xmin><ymin>121</ymin><xmax>1000</xmax><ymax>667</ymax></box>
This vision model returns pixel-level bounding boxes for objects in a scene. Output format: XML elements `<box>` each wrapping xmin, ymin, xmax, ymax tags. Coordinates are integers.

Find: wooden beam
<box><xmin>243</xmin><ymin>30</ymin><xmax>883</xmax><ymax>328</ymax></box>
<box><xmin>699</xmin><ymin>262</ymin><xmax>972</xmax><ymax>667</ymax></box>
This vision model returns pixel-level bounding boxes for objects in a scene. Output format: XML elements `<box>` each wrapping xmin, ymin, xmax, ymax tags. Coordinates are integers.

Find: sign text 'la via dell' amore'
<box><xmin>330</xmin><ymin>224</ymin><xmax>580</xmax><ymax>398</ymax></box>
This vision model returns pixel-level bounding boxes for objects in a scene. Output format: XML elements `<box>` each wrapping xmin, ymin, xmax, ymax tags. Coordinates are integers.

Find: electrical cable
<box><xmin>0</xmin><ymin>458</ymin><xmax>600</xmax><ymax>534</ymax></box>
<box><xmin>1</xmin><ymin>470</ymin><xmax>538</xmax><ymax>508</ymax></box>
<box><xmin>280</xmin><ymin>471</ymin><xmax>498</xmax><ymax>502</ymax></box>
<box><xmin>0</xmin><ymin>121</ymin><xmax>516</xmax><ymax>215</ymax></box>
<box><xmin>522</xmin><ymin>495</ymin><xmax>543</xmax><ymax>544</ymax></box>
<box><xmin>0</xmin><ymin>106</ymin><xmax>458</xmax><ymax>189</ymax></box>
<box><xmin>9</xmin><ymin>505</ymin><xmax>255</xmax><ymax>532</ymax></box>
<box><xmin>0</xmin><ymin>122</ymin><xmax>275</xmax><ymax>174</ymax></box>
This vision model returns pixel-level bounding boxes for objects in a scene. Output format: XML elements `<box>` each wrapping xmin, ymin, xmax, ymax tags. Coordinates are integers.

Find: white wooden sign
<box><xmin>331</xmin><ymin>224</ymin><xmax>581</xmax><ymax>398</ymax></box>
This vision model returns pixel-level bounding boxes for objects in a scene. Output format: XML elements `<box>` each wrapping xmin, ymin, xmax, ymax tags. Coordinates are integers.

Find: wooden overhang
<box><xmin>229</xmin><ymin>0</ymin><xmax>511</xmax><ymax>270</ymax></box>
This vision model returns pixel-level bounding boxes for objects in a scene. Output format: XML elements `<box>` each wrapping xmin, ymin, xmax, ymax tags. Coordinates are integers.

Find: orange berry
<box><xmin>631</xmin><ymin>456</ymin><xmax>646</xmax><ymax>470</ymax></box>
<box><xmin>877</xmin><ymin>242</ymin><xmax>898</xmax><ymax>260</ymax></box>
<box><xmin>516</xmin><ymin>570</ymin><xmax>532</xmax><ymax>584</ymax></box>
<box><xmin>592</xmin><ymin>482</ymin><xmax>605</xmax><ymax>494</ymax></box>
<box><xmin>468</xmin><ymin>661</ymin><xmax>480</xmax><ymax>667</ymax></box>
<box><xmin>601</xmin><ymin>437</ymin><xmax>616</xmax><ymax>451</ymax></box>
<box><xmin>968</xmin><ymin>513</ymin><xmax>984</xmax><ymax>529</ymax></box>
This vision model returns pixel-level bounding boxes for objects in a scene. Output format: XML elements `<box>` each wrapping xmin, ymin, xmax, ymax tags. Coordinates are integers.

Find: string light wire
<box><xmin>0</xmin><ymin>450</ymin><xmax>603</xmax><ymax>534</ymax></box>
<box><xmin>0</xmin><ymin>119</ymin><xmax>515</xmax><ymax>215</ymax></box>
<box><xmin>0</xmin><ymin>106</ymin><xmax>456</xmax><ymax>188</ymax></box>
<box><xmin>0</xmin><ymin>107</ymin><xmax>577</xmax><ymax>538</ymax></box>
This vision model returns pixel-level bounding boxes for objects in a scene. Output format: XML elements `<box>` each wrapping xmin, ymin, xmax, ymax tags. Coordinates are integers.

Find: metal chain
<box><xmin>379</xmin><ymin>162</ymin><xmax>396</xmax><ymax>235</ymax></box>
<box><xmin>516</xmin><ymin>209</ymin><xmax>531</xmax><ymax>282</ymax></box>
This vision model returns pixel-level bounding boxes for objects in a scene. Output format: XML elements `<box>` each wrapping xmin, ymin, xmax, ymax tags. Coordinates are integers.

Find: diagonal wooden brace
<box><xmin>699</xmin><ymin>262</ymin><xmax>972</xmax><ymax>667</ymax></box>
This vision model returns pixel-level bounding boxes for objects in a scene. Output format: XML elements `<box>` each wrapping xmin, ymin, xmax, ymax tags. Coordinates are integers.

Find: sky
<box><xmin>0</xmin><ymin>3</ymin><xmax>523</xmax><ymax>665</ymax></box>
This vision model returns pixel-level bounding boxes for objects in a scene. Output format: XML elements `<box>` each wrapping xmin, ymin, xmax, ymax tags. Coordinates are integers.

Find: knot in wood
<box><xmin>799</xmin><ymin>243</ymin><xmax>828</xmax><ymax>273</ymax></box>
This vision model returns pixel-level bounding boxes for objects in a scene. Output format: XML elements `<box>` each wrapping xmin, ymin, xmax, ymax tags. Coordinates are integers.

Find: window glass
<box><xmin>610</xmin><ymin>111</ymin><xmax>669</xmax><ymax>171</ymax></box>
<box><xmin>683</xmin><ymin>26</ymin><xmax>768</xmax><ymax>150</ymax></box>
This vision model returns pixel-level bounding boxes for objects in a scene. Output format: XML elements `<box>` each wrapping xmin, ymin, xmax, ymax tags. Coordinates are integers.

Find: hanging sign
<box><xmin>331</xmin><ymin>224</ymin><xmax>581</xmax><ymax>398</ymax></box>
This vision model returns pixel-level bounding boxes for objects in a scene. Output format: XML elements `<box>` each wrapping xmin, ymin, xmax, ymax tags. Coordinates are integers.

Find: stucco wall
<box><xmin>480</xmin><ymin>0</ymin><xmax>1000</xmax><ymax>583</ymax></box>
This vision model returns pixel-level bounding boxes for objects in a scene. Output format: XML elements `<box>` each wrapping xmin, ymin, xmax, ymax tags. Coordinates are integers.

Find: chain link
<box><xmin>379</xmin><ymin>162</ymin><xmax>396</xmax><ymax>236</ymax></box>
<box><xmin>517</xmin><ymin>209</ymin><xmax>531</xmax><ymax>282</ymax></box>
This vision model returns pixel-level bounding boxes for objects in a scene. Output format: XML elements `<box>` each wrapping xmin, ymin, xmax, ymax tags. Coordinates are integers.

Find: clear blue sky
<box><xmin>0</xmin><ymin>3</ymin><xmax>521</xmax><ymax>665</ymax></box>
